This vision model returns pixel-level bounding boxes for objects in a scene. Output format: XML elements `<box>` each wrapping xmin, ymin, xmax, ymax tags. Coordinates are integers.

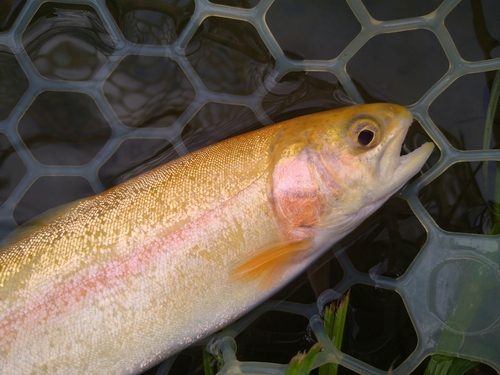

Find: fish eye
<box><xmin>348</xmin><ymin>119</ymin><xmax>380</xmax><ymax>149</ymax></box>
<box><xmin>358</xmin><ymin>129</ymin><xmax>374</xmax><ymax>146</ymax></box>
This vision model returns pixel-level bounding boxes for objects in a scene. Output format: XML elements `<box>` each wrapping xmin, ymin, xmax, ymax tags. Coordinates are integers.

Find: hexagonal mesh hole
<box><xmin>348</xmin><ymin>30</ymin><xmax>448</xmax><ymax>105</ymax></box>
<box><xmin>108</xmin><ymin>0</ymin><xmax>195</xmax><ymax>45</ymax></box>
<box><xmin>22</xmin><ymin>2</ymin><xmax>115</xmax><ymax>81</ymax></box>
<box><xmin>18</xmin><ymin>91</ymin><xmax>111</xmax><ymax>165</ymax></box>
<box><xmin>266</xmin><ymin>0</ymin><xmax>360</xmax><ymax>60</ymax></box>
<box><xmin>0</xmin><ymin>45</ymin><xmax>29</xmax><ymax>121</ymax></box>
<box><xmin>0</xmin><ymin>134</ymin><xmax>27</xmax><ymax>207</ymax></box>
<box><xmin>235</xmin><ymin>311</ymin><xmax>314</xmax><ymax>364</ymax></box>
<box><xmin>429</xmin><ymin>72</ymin><xmax>498</xmax><ymax>151</ymax></box>
<box><xmin>345</xmin><ymin>284</ymin><xmax>417</xmax><ymax>371</ymax></box>
<box><xmin>186</xmin><ymin>16</ymin><xmax>274</xmax><ymax>95</ymax></box>
<box><xmin>343</xmin><ymin>198</ymin><xmax>427</xmax><ymax>279</ymax></box>
<box><xmin>419</xmin><ymin>161</ymin><xmax>498</xmax><ymax>235</ymax></box>
<box><xmin>104</xmin><ymin>54</ymin><xmax>195</xmax><ymax>128</ymax></box>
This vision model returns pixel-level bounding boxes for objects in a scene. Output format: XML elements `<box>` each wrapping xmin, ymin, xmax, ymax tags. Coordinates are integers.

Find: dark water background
<box><xmin>0</xmin><ymin>0</ymin><xmax>500</xmax><ymax>374</ymax></box>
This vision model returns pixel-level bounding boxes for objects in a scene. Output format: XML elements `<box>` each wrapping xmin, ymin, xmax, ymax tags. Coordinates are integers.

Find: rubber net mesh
<box><xmin>0</xmin><ymin>0</ymin><xmax>500</xmax><ymax>374</ymax></box>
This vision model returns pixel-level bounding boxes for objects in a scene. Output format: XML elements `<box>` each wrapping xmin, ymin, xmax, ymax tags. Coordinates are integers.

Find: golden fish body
<box><xmin>0</xmin><ymin>103</ymin><xmax>433</xmax><ymax>375</ymax></box>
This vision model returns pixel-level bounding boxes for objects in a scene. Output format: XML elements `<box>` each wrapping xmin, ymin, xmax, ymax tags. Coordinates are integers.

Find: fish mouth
<box><xmin>382</xmin><ymin>139</ymin><xmax>434</xmax><ymax>196</ymax></box>
<box><xmin>394</xmin><ymin>141</ymin><xmax>434</xmax><ymax>182</ymax></box>
<box><xmin>377</xmin><ymin>114</ymin><xmax>434</xmax><ymax>195</ymax></box>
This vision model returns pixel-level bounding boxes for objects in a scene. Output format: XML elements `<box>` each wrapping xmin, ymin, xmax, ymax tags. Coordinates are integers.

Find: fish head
<box><xmin>235</xmin><ymin>104</ymin><xmax>434</xmax><ymax>287</ymax></box>
<box><xmin>269</xmin><ymin>103</ymin><xmax>434</xmax><ymax>240</ymax></box>
<box><xmin>313</xmin><ymin>103</ymin><xmax>434</xmax><ymax>231</ymax></box>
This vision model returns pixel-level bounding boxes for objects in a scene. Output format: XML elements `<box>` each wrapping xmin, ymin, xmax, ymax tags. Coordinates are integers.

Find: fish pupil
<box><xmin>358</xmin><ymin>129</ymin><xmax>374</xmax><ymax>146</ymax></box>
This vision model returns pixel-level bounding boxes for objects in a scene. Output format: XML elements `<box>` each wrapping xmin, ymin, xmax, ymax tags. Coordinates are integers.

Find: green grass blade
<box><xmin>424</xmin><ymin>355</ymin><xmax>477</xmax><ymax>375</ymax></box>
<box><xmin>492</xmin><ymin>162</ymin><xmax>500</xmax><ymax>235</ymax></box>
<box><xmin>318</xmin><ymin>303</ymin><xmax>335</xmax><ymax>375</ymax></box>
<box><xmin>202</xmin><ymin>346</ymin><xmax>215</xmax><ymax>375</ymax></box>
<box><xmin>318</xmin><ymin>291</ymin><xmax>350</xmax><ymax>375</ymax></box>
<box><xmin>285</xmin><ymin>343</ymin><xmax>323</xmax><ymax>375</ymax></box>
<box><xmin>489</xmin><ymin>72</ymin><xmax>500</xmax><ymax>233</ymax></box>
<box><xmin>332</xmin><ymin>291</ymin><xmax>349</xmax><ymax>350</ymax></box>
<box><xmin>482</xmin><ymin>70</ymin><xmax>500</xmax><ymax>190</ymax></box>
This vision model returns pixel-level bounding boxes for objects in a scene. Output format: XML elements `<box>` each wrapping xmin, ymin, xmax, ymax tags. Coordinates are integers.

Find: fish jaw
<box><xmin>391</xmin><ymin>142</ymin><xmax>434</xmax><ymax>189</ymax></box>
<box><xmin>373</xmin><ymin>105</ymin><xmax>434</xmax><ymax>197</ymax></box>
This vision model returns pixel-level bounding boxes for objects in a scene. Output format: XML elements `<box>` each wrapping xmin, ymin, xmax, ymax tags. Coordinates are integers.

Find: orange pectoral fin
<box><xmin>231</xmin><ymin>238</ymin><xmax>312</xmax><ymax>288</ymax></box>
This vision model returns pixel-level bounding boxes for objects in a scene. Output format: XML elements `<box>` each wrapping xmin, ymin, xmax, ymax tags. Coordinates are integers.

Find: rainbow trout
<box><xmin>0</xmin><ymin>103</ymin><xmax>433</xmax><ymax>374</ymax></box>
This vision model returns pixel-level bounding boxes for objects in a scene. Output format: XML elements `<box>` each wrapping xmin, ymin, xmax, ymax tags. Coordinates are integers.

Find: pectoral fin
<box><xmin>232</xmin><ymin>238</ymin><xmax>312</xmax><ymax>288</ymax></box>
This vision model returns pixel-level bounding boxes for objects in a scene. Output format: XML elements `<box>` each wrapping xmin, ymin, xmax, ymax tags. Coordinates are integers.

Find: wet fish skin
<box><xmin>0</xmin><ymin>103</ymin><xmax>433</xmax><ymax>375</ymax></box>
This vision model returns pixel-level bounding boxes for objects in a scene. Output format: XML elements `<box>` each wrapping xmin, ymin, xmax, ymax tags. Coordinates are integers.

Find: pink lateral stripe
<box><xmin>0</xmin><ymin>191</ymin><xmax>234</xmax><ymax>351</ymax></box>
